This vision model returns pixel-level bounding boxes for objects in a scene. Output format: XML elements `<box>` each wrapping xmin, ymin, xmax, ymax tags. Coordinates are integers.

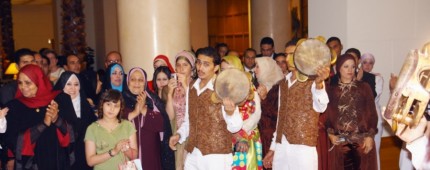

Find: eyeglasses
<box><xmin>106</xmin><ymin>60</ymin><xmax>120</xmax><ymax>64</ymax></box>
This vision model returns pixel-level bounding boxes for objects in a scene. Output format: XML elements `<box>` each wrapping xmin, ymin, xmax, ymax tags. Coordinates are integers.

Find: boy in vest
<box><xmin>169</xmin><ymin>47</ymin><xmax>243</xmax><ymax>170</ymax></box>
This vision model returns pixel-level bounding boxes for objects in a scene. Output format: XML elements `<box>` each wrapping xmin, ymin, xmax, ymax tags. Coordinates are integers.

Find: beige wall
<box><xmin>12</xmin><ymin>4</ymin><xmax>54</xmax><ymax>51</ymax></box>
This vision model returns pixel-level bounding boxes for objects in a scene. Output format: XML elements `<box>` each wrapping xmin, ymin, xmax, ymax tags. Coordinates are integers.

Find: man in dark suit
<box><xmin>0</xmin><ymin>48</ymin><xmax>35</xmax><ymax>106</ymax></box>
<box><xmin>257</xmin><ymin>37</ymin><xmax>276</xmax><ymax>58</ymax></box>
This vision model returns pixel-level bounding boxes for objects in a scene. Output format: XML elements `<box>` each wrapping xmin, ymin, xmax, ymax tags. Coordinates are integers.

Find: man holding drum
<box><xmin>169</xmin><ymin>47</ymin><xmax>243</xmax><ymax>170</ymax></box>
<box><xmin>263</xmin><ymin>39</ymin><xmax>331</xmax><ymax>169</ymax></box>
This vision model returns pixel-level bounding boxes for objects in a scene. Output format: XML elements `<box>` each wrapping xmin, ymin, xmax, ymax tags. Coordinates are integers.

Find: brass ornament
<box><xmin>383</xmin><ymin>47</ymin><xmax>430</xmax><ymax>132</ymax></box>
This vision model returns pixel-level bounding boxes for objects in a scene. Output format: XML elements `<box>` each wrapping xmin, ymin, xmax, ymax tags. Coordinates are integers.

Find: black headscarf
<box><xmin>53</xmin><ymin>71</ymin><xmax>88</xmax><ymax>99</ymax></box>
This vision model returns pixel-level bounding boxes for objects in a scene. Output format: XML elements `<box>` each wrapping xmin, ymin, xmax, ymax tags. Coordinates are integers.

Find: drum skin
<box><xmin>294</xmin><ymin>39</ymin><xmax>331</xmax><ymax>76</ymax></box>
<box><xmin>214</xmin><ymin>68</ymin><xmax>251</xmax><ymax>105</ymax></box>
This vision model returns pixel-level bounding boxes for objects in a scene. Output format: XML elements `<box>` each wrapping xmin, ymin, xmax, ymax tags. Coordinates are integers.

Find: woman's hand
<box><xmin>328</xmin><ymin>134</ymin><xmax>340</xmax><ymax>145</ymax></box>
<box><xmin>44</xmin><ymin>112</ymin><xmax>52</xmax><ymax>126</ymax></box>
<box><xmin>137</xmin><ymin>92</ymin><xmax>147</xmax><ymax>116</ymax></box>
<box><xmin>256</xmin><ymin>85</ymin><xmax>268</xmax><ymax>100</ymax></box>
<box><xmin>0</xmin><ymin>107</ymin><xmax>8</xmax><ymax>119</ymax></box>
<box><xmin>167</xmin><ymin>78</ymin><xmax>178</xmax><ymax>95</ymax></box>
<box><xmin>263</xmin><ymin>150</ymin><xmax>274</xmax><ymax>168</ymax></box>
<box><xmin>6</xmin><ymin>160</ymin><xmax>14</xmax><ymax>170</ymax></box>
<box><xmin>113</xmin><ymin>139</ymin><xmax>130</xmax><ymax>155</ymax></box>
<box><xmin>362</xmin><ymin>137</ymin><xmax>374</xmax><ymax>154</ymax></box>
<box><xmin>177</xmin><ymin>73</ymin><xmax>187</xmax><ymax>89</ymax></box>
<box><xmin>46</xmin><ymin>100</ymin><xmax>59</xmax><ymax>123</ymax></box>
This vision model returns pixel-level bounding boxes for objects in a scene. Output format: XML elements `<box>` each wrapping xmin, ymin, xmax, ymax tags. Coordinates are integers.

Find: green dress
<box><xmin>84</xmin><ymin>120</ymin><xmax>137</xmax><ymax>170</ymax></box>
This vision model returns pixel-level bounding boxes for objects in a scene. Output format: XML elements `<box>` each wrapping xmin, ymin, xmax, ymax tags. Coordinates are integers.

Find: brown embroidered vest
<box><xmin>185</xmin><ymin>85</ymin><xmax>232</xmax><ymax>155</ymax></box>
<box><xmin>275</xmin><ymin>79</ymin><xmax>320</xmax><ymax>146</ymax></box>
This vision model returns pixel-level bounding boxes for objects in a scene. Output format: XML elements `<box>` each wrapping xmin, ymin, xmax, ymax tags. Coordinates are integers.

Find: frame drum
<box><xmin>214</xmin><ymin>69</ymin><xmax>251</xmax><ymax>105</ymax></box>
<box><xmin>294</xmin><ymin>39</ymin><xmax>331</xmax><ymax>77</ymax></box>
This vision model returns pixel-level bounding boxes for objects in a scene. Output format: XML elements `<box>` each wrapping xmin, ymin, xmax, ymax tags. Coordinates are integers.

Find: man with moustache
<box><xmin>262</xmin><ymin>50</ymin><xmax>330</xmax><ymax>169</ymax></box>
<box><xmin>169</xmin><ymin>47</ymin><xmax>243</xmax><ymax>170</ymax></box>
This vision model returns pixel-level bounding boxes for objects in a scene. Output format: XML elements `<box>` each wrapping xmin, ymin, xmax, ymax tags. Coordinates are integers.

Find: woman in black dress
<box><xmin>53</xmin><ymin>71</ymin><xmax>97</xmax><ymax>170</ymax></box>
<box><xmin>5</xmin><ymin>65</ymin><xmax>75</xmax><ymax>170</ymax></box>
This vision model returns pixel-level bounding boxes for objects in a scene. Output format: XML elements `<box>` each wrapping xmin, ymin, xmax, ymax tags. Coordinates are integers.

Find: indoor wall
<box><xmin>12</xmin><ymin>4</ymin><xmax>54</xmax><ymax>51</ymax></box>
<box><xmin>207</xmin><ymin>0</ymin><xmax>249</xmax><ymax>55</ymax></box>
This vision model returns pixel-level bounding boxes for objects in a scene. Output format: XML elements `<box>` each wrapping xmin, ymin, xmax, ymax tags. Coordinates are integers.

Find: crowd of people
<box><xmin>0</xmin><ymin>36</ymin><xmax>428</xmax><ymax>170</ymax></box>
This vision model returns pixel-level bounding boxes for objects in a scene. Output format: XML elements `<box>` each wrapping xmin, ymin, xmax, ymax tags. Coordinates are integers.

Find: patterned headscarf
<box><xmin>222</xmin><ymin>56</ymin><xmax>244</xmax><ymax>71</ymax></box>
<box><xmin>175</xmin><ymin>50</ymin><xmax>196</xmax><ymax>69</ymax></box>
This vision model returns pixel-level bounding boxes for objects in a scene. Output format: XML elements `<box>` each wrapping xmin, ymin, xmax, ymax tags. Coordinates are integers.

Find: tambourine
<box><xmin>213</xmin><ymin>68</ymin><xmax>250</xmax><ymax>105</ymax></box>
<box><xmin>294</xmin><ymin>38</ymin><xmax>332</xmax><ymax>77</ymax></box>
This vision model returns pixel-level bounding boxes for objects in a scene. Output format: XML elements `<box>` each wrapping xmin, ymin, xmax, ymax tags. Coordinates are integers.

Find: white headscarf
<box><xmin>255</xmin><ymin>57</ymin><xmax>285</xmax><ymax>91</ymax></box>
<box><xmin>66</xmin><ymin>74</ymin><xmax>82</xmax><ymax>118</ymax></box>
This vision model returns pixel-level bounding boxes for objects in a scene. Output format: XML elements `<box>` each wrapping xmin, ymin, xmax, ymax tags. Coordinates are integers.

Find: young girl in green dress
<box><xmin>84</xmin><ymin>89</ymin><xmax>138</xmax><ymax>170</ymax></box>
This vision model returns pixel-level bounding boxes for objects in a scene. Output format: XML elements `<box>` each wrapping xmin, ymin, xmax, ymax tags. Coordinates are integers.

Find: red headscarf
<box><xmin>148</xmin><ymin>55</ymin><xmax>175</xmax><ymax>92</ymax></box>
<box><xmin>153</xmin><ymin>55</ymin><xmax>175</xmax><ymax>73</ymax></box>
<box><xmin>15</xmin><ymin>64</ymin><xmax>60</xmax><ymax>108</ymax></box>
<box><xmin>335</xmin><ymin>53</ymin><xmax>356</xmax><ymax>74</ymax></box>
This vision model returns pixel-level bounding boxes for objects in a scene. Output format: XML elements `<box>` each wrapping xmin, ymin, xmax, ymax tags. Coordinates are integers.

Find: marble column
<box><xmin>251</xmin><ymin>0</ymin><xmax>291</xmax><ymax>53</ymax></box>
<box><xmin>117</xmin><ymin>0</ymin><xmax>190</xmax><ymax>77</ymax></box>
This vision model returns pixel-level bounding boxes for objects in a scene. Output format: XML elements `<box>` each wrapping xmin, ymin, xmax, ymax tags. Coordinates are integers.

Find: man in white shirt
<box><xmin>263</xmin><ymin>64</ymin><xmax>330</xmax><ymax>170</ymax></box>
<box><xmin>169</xmin><ymin>47</ymin><xmax>243</xmax><ymax>170</ymax></box>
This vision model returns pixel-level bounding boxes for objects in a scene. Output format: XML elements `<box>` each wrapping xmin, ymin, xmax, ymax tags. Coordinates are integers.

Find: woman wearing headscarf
<box><xmin>325</xmin><ymin>54</ymin><xmax>378</xmax><ymax>169</ymax></box>
<box><xmin>53</xmin><ymin>71</ymin><xmax>97</xmax><ymax>170</ymax></box>
<box><xmin>220</xmin><ymin>55</ymin><xmax>263</xmax><ymax>170</ymax></box>
<box><xmin>165</xmin><ymin>50</ymin><xmax>196</xmax><ymax>170</ymax></box>
<box><xmin>102</xmin><ymin>63</ymin><xmax>126</xmax><ymax>93</ymax></box>
<box><xmin>152</xmin><ymin>66</ymin><xmax>172</xmax><ymax>101</ymax></box>
<box><xmin>148</xmin><ymin>55</ymin><xmax>175</xmax><ymax>92</ymax></box>
<box><xmin>254</xmin><ymin>57</ymin><xmax>284</xmax><ymax>160</ymax></box>
<box><xmin>360</xmin><ymin>53</ymin><xmax>384</xmax><ymax>170</ymax></box>
<box><xmin>4</xmin><ymin>65</ymin><xmax>74</xmax><ymax>170</ymax></box>
<box><xmin>122</xmin><ymin>67</ymin><xmax>174</xmax><ymax>170</ymax></box>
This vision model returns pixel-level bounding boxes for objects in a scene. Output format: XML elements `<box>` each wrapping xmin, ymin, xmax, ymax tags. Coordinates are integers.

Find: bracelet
<box><xmin>108</xmin><ymin>149</ymin><xmax>115</xmax><ymax>157</ymax></box>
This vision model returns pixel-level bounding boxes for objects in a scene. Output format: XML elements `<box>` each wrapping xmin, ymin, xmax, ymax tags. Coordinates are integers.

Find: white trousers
<box><xmin>184</xmin><ymin>147</ymin><xmax>233</xmax><ymax>170</ymax></box>
<box><xmin>273</xmin><ymin>135</ymin><xmax>318</xmax><ymax>170</ymax></box>
<box><xmin>374</xmin><ymin>121</ymin><xmax>383</xmax><ymax>170</ymax></box>
<box><xmin>399</xmin><ymin>143</ymin><xmax>415</xmax><ymax>170</ymax></box>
